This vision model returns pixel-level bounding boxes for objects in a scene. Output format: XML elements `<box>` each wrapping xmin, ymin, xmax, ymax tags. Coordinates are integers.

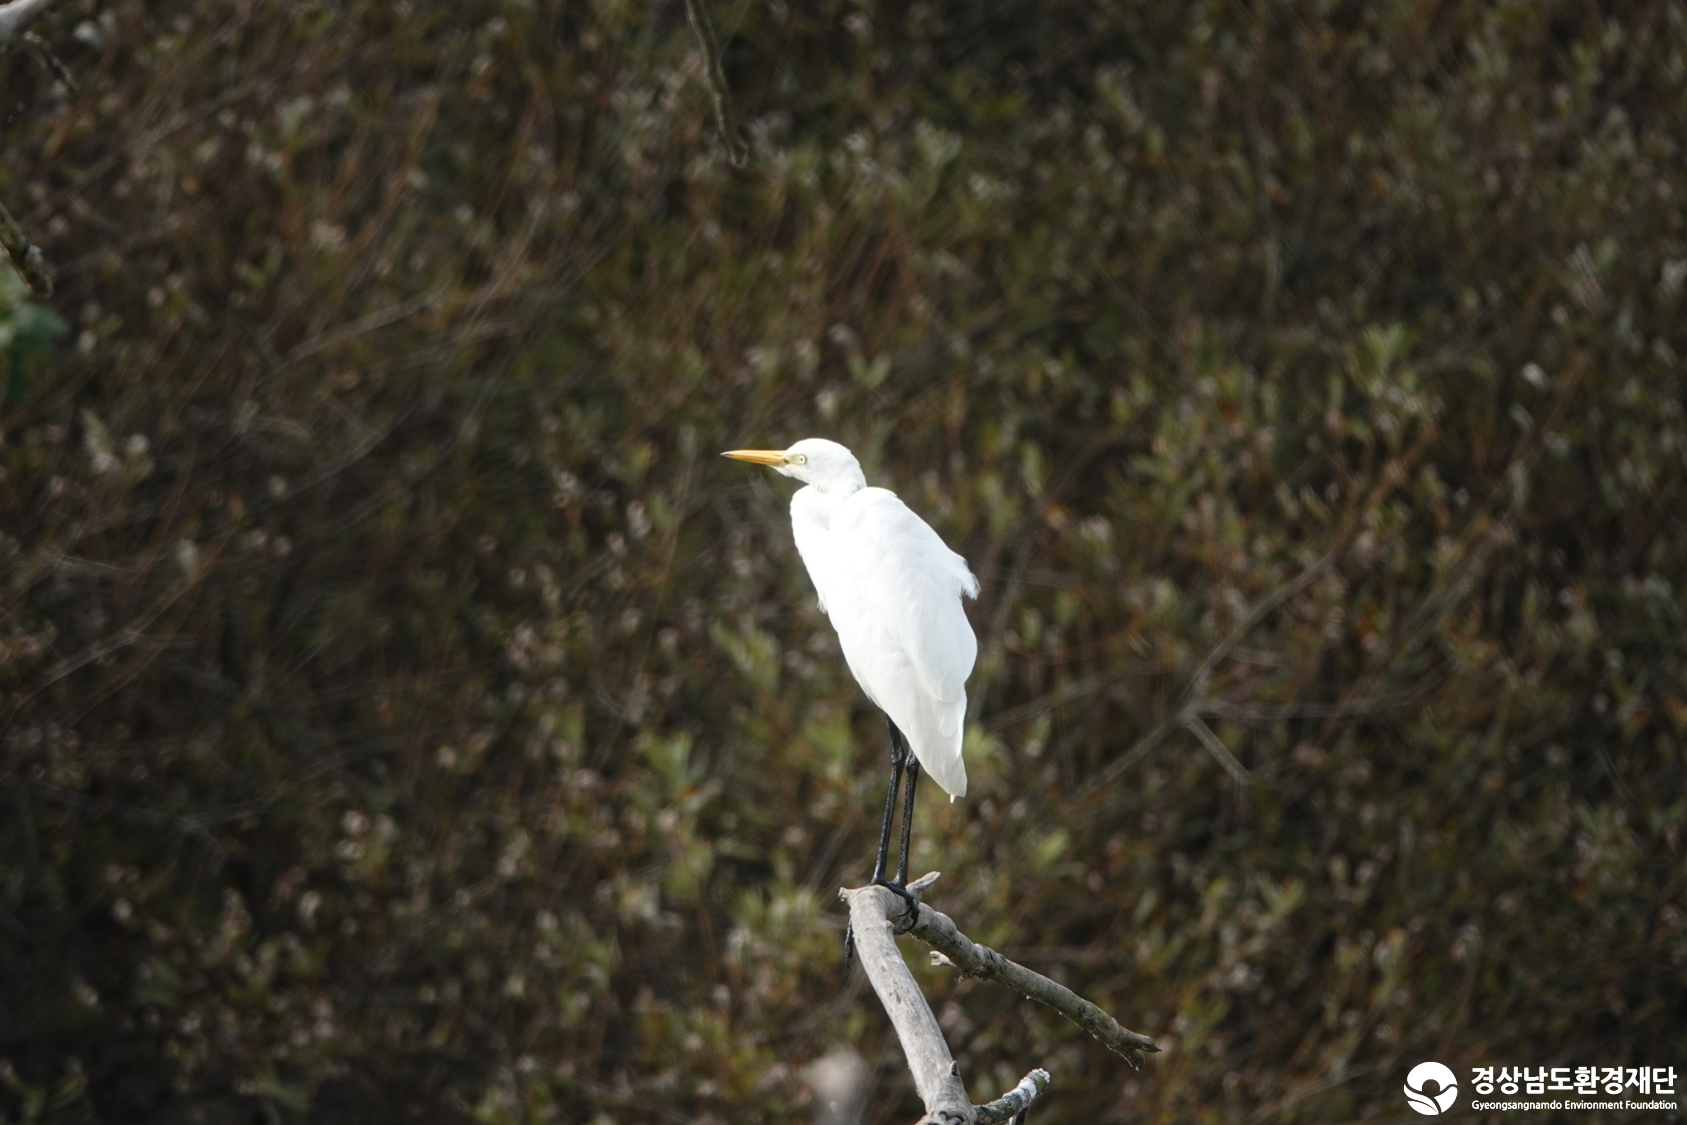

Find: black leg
<box><xmin>847</xmin><ymin>720</ymin><xmax>917</xmax><ymax>972</ymax></box>
<box><xmin>870</xmin><ymin>719</ymin><xmax>920</xmax><ymax>920</ymax></box>
<box><xmin>894</xmin><ymin>757</ymin><xmax>920</xmax><ymax>887</ymax></box>
<box><xmin>868</xmin><ymin>719</ymin><xmax>907</xmax><ymax>886</ymax></box>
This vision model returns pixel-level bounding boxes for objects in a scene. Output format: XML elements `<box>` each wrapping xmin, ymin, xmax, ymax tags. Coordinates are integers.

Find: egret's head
<box><xmin>723</xmin><ymin>438</ymin><xmax>866</xmax><ymax>495</ymax></box>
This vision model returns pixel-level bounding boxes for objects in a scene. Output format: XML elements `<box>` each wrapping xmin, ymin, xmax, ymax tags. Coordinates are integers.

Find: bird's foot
<box><xmin>844</xmin><ymin>877</ymin><xmax>928</xmax><ymax>975</ymax></box>
<box><xmin>871</xmin><ymin>877</ymin><xmax>922</xmax><ymax>929</ymax></box>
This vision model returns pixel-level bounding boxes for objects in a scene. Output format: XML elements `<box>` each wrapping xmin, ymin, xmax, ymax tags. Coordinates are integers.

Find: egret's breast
<box><xmin>789</xmin><ymin>485</ymin><xmax>845</xmax><ymax>615</ymax></box>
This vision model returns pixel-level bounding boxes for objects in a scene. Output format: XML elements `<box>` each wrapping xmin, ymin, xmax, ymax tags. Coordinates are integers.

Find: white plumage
<box><xmin>726</xmin><ymin>438</ymin><xmax>979</xmax><ymax>798</ymax></box>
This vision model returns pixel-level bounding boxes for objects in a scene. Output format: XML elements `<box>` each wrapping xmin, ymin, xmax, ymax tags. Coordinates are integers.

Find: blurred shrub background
<box><xmin>2</xmin><ymin>1</ymin><xmax>1684</xmax><ymax>1121</ymax></box>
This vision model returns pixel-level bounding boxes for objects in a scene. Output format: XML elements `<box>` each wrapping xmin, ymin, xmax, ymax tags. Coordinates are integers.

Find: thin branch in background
<box><xmin>1184</xmin><ymin>714</ymin><xmax>1250</xmax><ymax>786</ymax></box>
<box><xmin>1204</xmin><ymin>675</ymin><xmax>1444</xmax><ymax>726</ymax></box>
<box><xmin>682</xmin><ymin>0</ymin><xmax>748</xmax><ymax>166</ymax></box>
<box><xmin>1069</xmin><ymin>546</ymin><xmax>1344</xmax><ymax>801</ymax></box>
<box><xmin>986</xmin><ymin>663</ymin><xmax>1161</xmax><ymax>732</ymax></box>
<box><xmin>1072</xmin><ymin>422</ymin><xmax>1446</xmax><ymax>810</ymax></box>
<box><xmin>0</xmin><ymin>197</ymin><xmax>54</xmax><ymax>298</ymax></box>
<box><xmin>0</xmin><ymin>0</ymin><xmax>73</xmax><ymax>297</ymax></box>
<box><xmin>1179</xmin><ymin>546</ymin><xmax>1340</xmax><ymax>709</ymax></box>
<box><xmin>13</xmin><ymin>30</ymin><xmax>78</xmax><ymax>91</ymax></box>
<box><xmin>0</xmin><ymin>0</ymin><xmax>63</xmax><ymax>42</ymax></box>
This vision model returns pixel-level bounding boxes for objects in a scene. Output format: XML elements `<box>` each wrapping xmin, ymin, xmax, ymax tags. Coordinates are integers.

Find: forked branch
<box><xmin>841</xmin><ymin>874</ymin><xmax>1157</xmax><ymax>1123</ymax></box>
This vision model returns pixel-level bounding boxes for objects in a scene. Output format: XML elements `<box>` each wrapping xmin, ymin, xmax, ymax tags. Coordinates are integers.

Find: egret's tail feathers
<box><xmin>904</xmin><ymin>693</ymin><xmax>968</xmax><ymax>799</ymax></box>
<box><xmin>920</xmin><ymin>752</ymin><xmax>967</xmax><ymax>799</ymax></box>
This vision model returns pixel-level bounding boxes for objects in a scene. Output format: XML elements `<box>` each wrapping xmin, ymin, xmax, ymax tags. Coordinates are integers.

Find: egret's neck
<box><xmin>814</xmin><ymin>467</ymin><xmax>866</xmax><ymax>498</ymax></box>
<box><xmin>790</xmin><ymin>484</ymin><xmax>845</xmax><ymax>533</ymax></box>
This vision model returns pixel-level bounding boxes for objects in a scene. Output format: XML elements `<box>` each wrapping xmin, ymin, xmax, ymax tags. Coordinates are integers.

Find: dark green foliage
<box><xmin>0</xmin><ymin>270</ymin><xmax>67</xmax><ymax>405</ymax></box>
<box><xmin>2</xmin><ymin>0</ymin><xmax>1684</xmax><ymax>1122</ymax></box>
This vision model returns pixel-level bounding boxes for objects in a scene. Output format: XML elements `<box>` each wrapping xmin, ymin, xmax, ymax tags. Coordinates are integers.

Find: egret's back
<box><xmin>796</xmin><ymin>486</ymin><xmax>979</xmax><ymax>798</ymax></box>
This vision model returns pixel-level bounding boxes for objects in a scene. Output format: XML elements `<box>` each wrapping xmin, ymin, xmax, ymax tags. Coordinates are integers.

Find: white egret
<box><xmin>724</xmin><ymin>439</ymin><xmax>980</xmax><ymax>911</ymax></box>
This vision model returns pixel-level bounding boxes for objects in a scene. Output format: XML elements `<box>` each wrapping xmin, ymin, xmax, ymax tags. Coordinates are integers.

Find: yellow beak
<box><xmin>722</xmin><ymin>449</ymin><xmax>788</xmax><ymax>466</ymax></box>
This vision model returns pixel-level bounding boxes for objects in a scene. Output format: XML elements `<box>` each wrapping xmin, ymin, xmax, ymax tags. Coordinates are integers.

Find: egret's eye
<box><xmin>793</xmin><ymin>453</ymin><xmax>808</xmax><ymax>465</ymax></box>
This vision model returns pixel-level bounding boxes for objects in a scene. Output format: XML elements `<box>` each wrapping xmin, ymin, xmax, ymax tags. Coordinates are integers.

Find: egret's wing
<box><xmin>838</xmin><ymin>488</ymin><xmax>979</xmax><ymax>703</ymax></box>
<box><xmin>826</xmin><ymin>488</ymin><xmax>978</xmax><ymax>797</ymax></box>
